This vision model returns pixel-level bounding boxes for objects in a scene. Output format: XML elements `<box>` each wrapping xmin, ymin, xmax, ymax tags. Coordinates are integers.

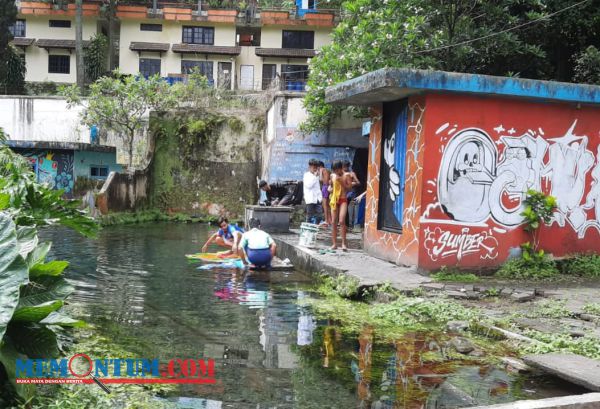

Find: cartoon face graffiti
<box><xmin>438</xmin><ymin>129</ymin><xmax>496</xmax><ymax>223</ymax></box>
<box><xmin>384</xmin><ymin>132</ymin><xmax>401</xmax><ymax>202</ymax></box>
<box><xmin>454</xmin><ymin>141</ymin><xmax>484</xmax><ymax>179</ymax></box>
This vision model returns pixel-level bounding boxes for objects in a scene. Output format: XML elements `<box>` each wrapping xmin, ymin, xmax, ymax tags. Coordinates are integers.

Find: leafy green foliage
<box><xmin>519</xmin><ymin>300</ymin><xmax>572</xmax><ymax>319</ymax></box>
<box><xmin>573</xmin><ymin>45</ymin><xmax>600</xmax><ymax>85</ymax></box>
<box><xmin>583</xmin><ymin>303</ymin><xmax>600</xmax><ymax>315</ymax></box>
<box><xmin>301</xmin><ymin>0</ymin><xmax>557</xmax><ymax>131</ymax></box>
<box><xmin>521</xmin><ymin>190</ymin><xmax>557</xmax><ymax>232</ymax></box>
<box><xmin>84</xmin><ymin>34</ymin><xmax>108</xmax><ymax>83</ymax></box>
<box><xmin>0</xmin><ymin>45</ymin><xmax>26</xmax><ymax>95</ymax></box>
<box><xmin>496</xmin><ymin>256</ymin><xmax>559</xmax><ymax>280</ymax></box>
<box><xmin>0</xmin><ymin>213</ymin><xmax>30</xmax><ymax>342</ymax></box>
<box><xmin>519</xmin><ymin>329</ymin><xmax>600</xmax><ymax>359</ymax></box>
<box><xmin>559</xmin><ymin>253</ymin><xmax>600</xmax><ymax>277</ymax></box>
<box><xmin>497</xmin><ymin>190</ymin><xmax>559</xmax><ymax>279</ymax></box>
<box><xmin>318</xmin><ymin>273</ymin><xmax>361</xmax><ymax>298</ymax></box>
<box><xmin>431</xmin><ymin>269</ymin><xmax>479</xmax><ymax>283</ymax></box>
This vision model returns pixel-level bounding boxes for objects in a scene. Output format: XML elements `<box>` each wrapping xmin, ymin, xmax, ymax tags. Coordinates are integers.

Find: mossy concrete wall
<box><xmin>149</xmin><ymin>109</ymin><xmax>263</xmax><ymax>218</ymax></box>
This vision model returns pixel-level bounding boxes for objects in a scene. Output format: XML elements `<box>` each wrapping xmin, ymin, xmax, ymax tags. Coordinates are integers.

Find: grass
<box><xmin>431</xmin><ymin>271</ymin><xmax>479</xmax><ymax>283</ymax></box>
<box><xmin>519</xmin><ymin>300</ymin><xmax>572</xmax><ymax>319</ymax></box>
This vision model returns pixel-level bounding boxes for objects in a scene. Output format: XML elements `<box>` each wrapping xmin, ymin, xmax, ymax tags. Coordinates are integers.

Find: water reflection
<box><xmin>40</xmin><ymin>224</ymin><xmax>582</xmax><ymax>408</ymax></box>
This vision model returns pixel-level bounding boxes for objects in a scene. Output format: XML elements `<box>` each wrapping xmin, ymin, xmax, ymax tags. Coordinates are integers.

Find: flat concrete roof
<box><xmin>325</xmin><ymin>68</ymin><xmax>600</xmax><ymax>106</ymax></box>
<box><xmin>6</xmin><ymin>140</ymin><xmax>117</xmax><ymax>153</ymax></box>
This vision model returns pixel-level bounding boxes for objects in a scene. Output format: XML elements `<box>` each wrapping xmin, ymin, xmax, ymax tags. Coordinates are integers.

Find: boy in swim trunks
<box><xmin>319</xmin><ymin>161</ymin><xmax>331</xmax><ymax>226</ymax></box>
<box><xmin>329</xmin><ymin>160</ymin><xmax>353</xmax><ymax>250</ymax></box>
<box><xmin>202</xmin><ymin>216</ymin><xmax>244</xmax><ymax>254</ymax></box>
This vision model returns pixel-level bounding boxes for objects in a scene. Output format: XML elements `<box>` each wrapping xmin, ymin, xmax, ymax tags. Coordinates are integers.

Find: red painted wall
<box><xmin>417</xmin><ymin>93</ymin><xmax>600</xmax><ymax>269</ymax></box>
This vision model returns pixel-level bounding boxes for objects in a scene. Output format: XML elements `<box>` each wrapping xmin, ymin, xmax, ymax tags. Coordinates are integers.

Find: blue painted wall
<box><xmin>267</xmin><ymin>129</ymin><xmax>355</xmax><ymax>182</ymax></box>
<box><xmin>73</xmin><ymin>151</ymin><xmax>122</xmax><ymax>179</ymax></box>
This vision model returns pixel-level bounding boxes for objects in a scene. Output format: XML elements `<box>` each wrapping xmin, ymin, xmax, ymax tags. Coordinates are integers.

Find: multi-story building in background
<box><xmin>9</xmin><ymin>0</ymin><xmax>338</xmax><ymax>91</ymax></box>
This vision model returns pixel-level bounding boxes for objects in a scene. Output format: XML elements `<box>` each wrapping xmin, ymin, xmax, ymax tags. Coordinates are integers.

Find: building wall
<box><xmin>73</xmin><ymin>150</ymin><xmax>123</xmax><ymax>179</ymax></box>
<box><xmin>260</xmin><ymin>26</ymin><xmax>330</xmax><ymax>48</ymax></box>
<box><xmin>261</xmin><ymin>94</ymin><xmax>362</xmax><ymax>182</ymax></box>
<box><xmin>0</xmin><ymin>96</ymin><xmax>90</xmax><ymax>143</ymax></box>
<box><xmin>21</xmin><ymin>16</ymin><xmax>98</xmax><ymax>83</ymax></box>
<box><xmin>363</xmin><ymin>98</ymin><xmax>426</xmax><ymax>267</ymax></box>
<box><xmin>15</xmin><ymin>149</ymin><xmax>76</xmax><ymax>196</ymax></box>
<box><xmin>368</xmin><ymin>92</ymin><xmax>600</xmax><ymax>269</ymax></box>
<box><xmin>118</xmin><ymin>19</ymin><xmax>236</xmax><ymax>79</ymax></box>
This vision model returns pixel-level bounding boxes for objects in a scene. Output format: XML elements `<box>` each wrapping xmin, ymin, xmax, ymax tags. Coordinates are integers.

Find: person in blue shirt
<box><xmin>235</xmin><ymin>218</ymin><xmax>277</xmax><ymax>269</ymax></box>
<box><xmin>202</xmin><ymin>216</ymin><xmax>244</xmax><ymax>254</ymax></box>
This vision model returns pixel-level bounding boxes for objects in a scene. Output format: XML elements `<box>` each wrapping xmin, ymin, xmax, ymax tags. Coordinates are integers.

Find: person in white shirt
<box><xmin>236</xmin><ymin>218</ymin><xmax>277</xmax><ymax>269</ymax></box>
<box><xmin>303</xmin><ymin>158</ymin><xmax>323</xmax><ymax>224</ymax></box>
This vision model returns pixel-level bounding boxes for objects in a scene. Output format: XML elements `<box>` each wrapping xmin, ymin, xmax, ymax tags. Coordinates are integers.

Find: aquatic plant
<box><xmin>583</xmin><ymin>303</ymin><xmax>600</xmax><ymax>316</ymax></box>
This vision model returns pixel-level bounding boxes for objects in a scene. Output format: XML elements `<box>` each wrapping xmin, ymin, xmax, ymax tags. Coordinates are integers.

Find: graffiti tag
<box><xmin>423</xmin><ymin>227</ymin><xmax>498</xmax><ymax>261</ymax></box>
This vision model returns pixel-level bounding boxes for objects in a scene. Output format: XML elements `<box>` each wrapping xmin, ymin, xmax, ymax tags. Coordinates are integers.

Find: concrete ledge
<box><xmin>469</xmin><ymin>393</ymin><xmax>600</xmax><ymax>408</ymax></box>
<box><xmin>273</xmin><ymin>233</ymin><xmax>428</xmax><ymax>290</ymax></box>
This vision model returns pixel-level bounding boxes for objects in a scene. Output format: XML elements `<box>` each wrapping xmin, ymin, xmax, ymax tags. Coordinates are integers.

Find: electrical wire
<box><xmin>413</xmin><ymin>0</ymin><xmax>591</xmax><ymax>55</ymax></box>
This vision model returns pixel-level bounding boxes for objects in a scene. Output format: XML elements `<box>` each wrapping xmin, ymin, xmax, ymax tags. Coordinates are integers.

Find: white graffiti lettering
<box><xmin>423</xmin><ymin>227</ymin><xmax>499</xmax><ymax>261</ymax></box>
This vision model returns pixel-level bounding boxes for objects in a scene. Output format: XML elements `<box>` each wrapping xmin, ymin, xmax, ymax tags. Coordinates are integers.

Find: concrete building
<box><xmin>326</xmin><ymin>68</ymin><xmax>600</xmax><ymax>269</ymax></box>
<box><xmin>0</xmin><ymin>96</ymin><xmax>122</xmax><ymax>196</ymax></box>
<box><xmin>9</xmin><ymin>1</ymin><xmax>337</xmax><ymax>91</ymax></box>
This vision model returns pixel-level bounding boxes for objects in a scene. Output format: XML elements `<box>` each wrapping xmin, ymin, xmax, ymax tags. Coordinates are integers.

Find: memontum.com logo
<box><xmin>15</xmin><ymin>354</ymin><xmax>215</xmax><ymax>391</ymax></box>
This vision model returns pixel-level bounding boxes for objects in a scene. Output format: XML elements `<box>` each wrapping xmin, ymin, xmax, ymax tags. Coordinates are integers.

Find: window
<box><xmin>262</xmin><ymin>64</ymin><xmax>277</xmax><ymax>90</ymax></box>
<box><xmin>49</xmin><ymin>20</ymin><xmax>71</xmax><ymax>28</ymax></box>
<box><xmin>9</xmin><ymin>19</ymin><xmax>26</xmax><ymax>37</ymax></box>
<box><xmin>182</xmin><ymin>26</ymin><xmax>214</xmax><ymax>45</ymax></box>
<box><xmin>181</xmin><ymin>60</ymin><xmax>213</xmax><ymax>80</ymax></box>
<box><xmin>90</xmin><ymin>166</ymin><xmax>109</xmax><ymax>179</ymax></box>
<box><xmin>282</xmin><ymin>30</ymin><xmax>314</xmax><ymax>49</ymax></box>
<box><xmin>140</xmin><ymin>23</ymin><xmax>162</xmax><ymax>32</ymax></box>
<box><xmin>282</xmin><ymin>64</ymin><xmax>308</xmax><ymax>90</ymax></box>
<box><xmin>48</xmin><ymin>55</ymin><xmax>70</xmax><ymax>74</ymax></box>
<box><xmin>139</xmin><ymin>58</ymin><xmax>161</xmax><ymax>77</ymax></box>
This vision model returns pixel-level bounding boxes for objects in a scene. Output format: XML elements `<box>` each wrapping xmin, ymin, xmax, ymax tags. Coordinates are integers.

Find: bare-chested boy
<box><xmin>329</xmin><ymin>160</ymin><xmax>353</xmax><ymax>250</ymax></box>
<box><xmin>318</xmin><ymin>161</ymin><xmax>332</xmax><ymax>226</ymax></box>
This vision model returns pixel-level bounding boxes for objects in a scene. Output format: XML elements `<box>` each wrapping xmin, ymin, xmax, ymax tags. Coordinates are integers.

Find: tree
<box><xmin>84</xmin><ymin>33</ymin><xmax>108</xmax><ymax>83</ymax></box>
<box><xmin>573</xmin><ymin>46</ymin><xmax>600</xmax><ymax>85</ymax></box>
<box><xmin>301</xmin><ymin>0</ymin><xmax>597</xmax><ymax>131</ymax></box>
<box><xmin>62</xmin><ymin>72</ymin><xmax>183</xmax><ymax>169</ymax></box>
<box><xmin>0</xmin><ymin>45</ymin><xmax>25</xmax><ymax>94</ymax></box>
<box><xmin>75</xmin><ymin>0</ymin><xmax>85</xmax><ymax>89</ymax></box>
<box><xmin>0</xmin><ymin>0</ymin><xmax>25</xmax><ymax>95</ymax></box>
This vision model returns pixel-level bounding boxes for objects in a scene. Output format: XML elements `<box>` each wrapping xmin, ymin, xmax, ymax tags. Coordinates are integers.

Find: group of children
<box><xmin>304</xmin><ymin>159</ymin><xmax>363</xmax><ymax>251</ymax></box>
<box><xmin>201</xmin><ymin>216</ymin><xmax>277</xmax><ymax>270</ymax></box>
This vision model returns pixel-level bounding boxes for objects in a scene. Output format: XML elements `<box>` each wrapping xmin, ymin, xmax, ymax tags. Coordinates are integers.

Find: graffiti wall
<box><xmin>17</xmin><ymin>149</ymin><xmax>75</xmax><ymax>196</ymax></box>
<box><xmin>417</xmin><ymin>93</ymin><xmax>600</xmax><ymax>268</ymax></box>
<box><xmin>364</xmin><ymin>97</ymin><xmax>426</xmax><ymax>266</ymax></box>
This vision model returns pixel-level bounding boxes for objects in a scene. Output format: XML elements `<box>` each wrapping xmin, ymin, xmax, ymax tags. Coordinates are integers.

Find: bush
<box><xmin>496</xmin><ymin>256</ymin><xmax>559</xmax><ymax>280</ymax></box>
<box><xmin>559</xmin><ymin>254</ymin><xmax>600</xmax><ymax>277</ymax></box>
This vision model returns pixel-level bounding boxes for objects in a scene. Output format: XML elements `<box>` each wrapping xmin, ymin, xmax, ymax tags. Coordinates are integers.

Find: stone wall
<box><xmin>97</xmin><ymin>170</ymin><xmax>149</xmax><ymax>214</ymax></box>
<box><xmin>148</xmin><ymin>109</ymin><xmax>263</xmax><ymax>218</ymax></box>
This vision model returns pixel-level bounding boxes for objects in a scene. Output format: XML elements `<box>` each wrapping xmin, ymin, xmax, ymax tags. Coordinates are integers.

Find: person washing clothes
<box><xmin>236</xmin><ymin>218</ymin><xmax>277</xmax><ymax>269</ymax></box>
<box><xmin>202</xmin><ymin>216</ymin><xmax>244</xmax><ymax>254</ymax></box>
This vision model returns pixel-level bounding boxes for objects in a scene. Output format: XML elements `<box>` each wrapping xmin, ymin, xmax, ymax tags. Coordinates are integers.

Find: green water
<box><xmin>41</xmin><ymin>223</ymin><xmax>582</xmax><ymax>408</ymax></box>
